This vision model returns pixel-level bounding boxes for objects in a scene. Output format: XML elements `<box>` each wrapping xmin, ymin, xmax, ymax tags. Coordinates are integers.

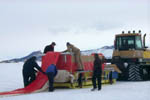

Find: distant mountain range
<box><xmin>0</xmin><ymin>51</ymin><xmax>43</xmax><ymax>63</ymax></box>
<box><xmin>0</xmin><ymin>45</ymin><xmax>114</xmax><ymax>63</ymax></box>
<box><xmin>81</xmin><ymin>46</ymin><xmax>114</xmax><ymax>58</ymax></box>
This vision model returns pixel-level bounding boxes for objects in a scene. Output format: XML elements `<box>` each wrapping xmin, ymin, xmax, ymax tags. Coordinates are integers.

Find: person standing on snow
<box><xmin>22</xmin><ymin>56</ymin><xmax>46</xmax><ymax>87</ymax></box>
<box><xmin>91</xmin><ymin>53</ymin><xmax>102</xmax><ymax>91</ymax></box>
<box><xmin>62</xmin><ymin>42</ymin><xmax>84</xmax><ymax>88</ymax></box>
<box><xmin>45</xmin><ymin>64</ymin><xmax>58</xmax><ymax>92</ymax></box>
<box><xmin>43</xmin><ymin>42</ymin><xmax>56</xmax><ymax>54</ymax></box>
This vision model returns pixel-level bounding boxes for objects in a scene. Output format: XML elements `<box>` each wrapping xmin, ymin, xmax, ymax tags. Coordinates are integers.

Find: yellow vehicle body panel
<box><xmin>143</xmin><ymin>50</ymin><xmax>150</xmax><ymax>58</ymax></box>
<box><xmin>53</xmin><ymin>70</ymin><xmax>117</xmax><ymax>89</ymax></box>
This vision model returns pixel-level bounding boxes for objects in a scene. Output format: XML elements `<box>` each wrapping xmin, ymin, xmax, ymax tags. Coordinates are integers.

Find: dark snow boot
<box><xmin>91</xmin><ymin>88</ymin><xmax>97</xmax><ymax>91</ymax></box>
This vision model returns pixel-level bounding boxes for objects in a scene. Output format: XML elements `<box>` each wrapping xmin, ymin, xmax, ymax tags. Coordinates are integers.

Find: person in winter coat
<box><xmin>22</xmin><ymin>56</ymin><xmax>46</xmax><ymax>87</ymax></box>
<box><xmin>45</xmin><ymin>64</ymin><xmax>58</xmax><ymax>92</ymax></box>
<box><xmin>91</xmin><ymin>53</ymin><xmax>102</xmax><ymax>91</ymax></box>
<box><xmin>62</xmin><ymin>42</ymin><xmax>84</xmax><ymax>88</ymax></box>
<box><xmin>44</xmin><ymin>42</ymin><xmax>56</xmax><ymax>54</ymax></box>
<box><xmin>62</xmin><ymin>42</ymin><xmax>84</xmax><ymax>70</ymax></box>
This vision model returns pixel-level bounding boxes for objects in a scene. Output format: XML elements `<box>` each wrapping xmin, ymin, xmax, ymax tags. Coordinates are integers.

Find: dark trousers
<box><xmin>78</xmin><ymin>73</ymin><xmax>83</xmax><ymax>88</ymax></box>
<box><xmin>23</xmin><ymin>72</ymin><xmax>36</xmax><ymax>87</ymax></box>
<box><xmin>109</xmin><ymin>71</ymin><xmax>113</xmax><ymax>84</ymax></box>
<box><xmin>92</xmin><ymin>73</ymin><xmax>101</xmax><ymax>90</ymax></box>
<box><xmin>77</xmin><ymin>69</ymin><xmax>83</xmax><ymax>88</ymax></box>
<box><xmin>46</xmin><ymin>72</ymin><xmax>54</xmax><ymax>91</ymax></box>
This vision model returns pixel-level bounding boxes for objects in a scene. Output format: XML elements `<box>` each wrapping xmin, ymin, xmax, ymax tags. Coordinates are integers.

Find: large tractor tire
<box><xmin>142</xmin><ymin>66</ymin><xmax>150</xmax><ymax>81</ymax></box>
<box><xmin>116</xmin><ymin>63</ymin><xmax>128</xmax><ymax>81</ymax></box>
<box><xmin>128</xmin><ymin>64</ymin><xmax>142</xmax><ymax>81</ymax></box>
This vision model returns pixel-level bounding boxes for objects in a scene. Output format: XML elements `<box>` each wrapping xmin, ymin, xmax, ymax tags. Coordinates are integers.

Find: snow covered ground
<box><xmin>0</xmin><ymin>63</ymin><xmax>150</xmax><ymax>100</ymax></box>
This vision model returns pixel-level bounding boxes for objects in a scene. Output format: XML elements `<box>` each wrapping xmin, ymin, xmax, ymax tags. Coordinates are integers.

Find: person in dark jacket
<box><xmin>45</xmin><ymin>64</ymin><xmax>58</xmax><ymax>92</ymax></box>
<box><xmin>22</xmin><ymin>56</ymin><xmax>45</xmax><ymax>87</ymax></box>
<box><xmin>44</xmin><ymin>42</ymin><xmax>56</xmax><ymax>54</ymax></box>
<box><xmin>91</xmin><ymin>53</ymin><xmax>102</xmax><ymax>91</ymax></box>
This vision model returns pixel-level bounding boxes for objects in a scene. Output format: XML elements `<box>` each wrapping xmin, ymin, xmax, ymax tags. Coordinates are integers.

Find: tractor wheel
<box><xmin>116</xmin><ymin>63</ymin><xmax>128</xmax><ymax>81</ymax></box>
<box><xmin>142</xmin><ymin>67</ymin><xmax>150</xmax><ymax>81</ymax></box>
<box><xmin>128</xmin><ymin>64</ymin><xmax>142</xmax><ymax>81</ymax></box>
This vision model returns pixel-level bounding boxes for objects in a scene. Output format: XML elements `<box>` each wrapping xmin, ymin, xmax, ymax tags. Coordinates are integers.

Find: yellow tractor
<box><xmin>112</xmin><ymin>30</ymin><xmax>150</xmax><ymax>81</ymax></box>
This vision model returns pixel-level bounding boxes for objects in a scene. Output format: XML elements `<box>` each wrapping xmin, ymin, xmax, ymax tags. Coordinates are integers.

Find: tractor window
<box><xmin>135</xmin><ymin>36</ymin><xmax>142</xmax><ymax>49</ymax></box>
<box><xmin>115</xmin><ymin>35</ymin><xmax>143</xmax><ymax>50</ymax></box>
<box><xmin>115</xmin><ymin>37</ymin><xmax>122</xmax><ymax>49</ymax></box>
<box><xmin>115</xmin><ymin>36</ymin><xmax>135</xmax><ymax>50</ymax></box>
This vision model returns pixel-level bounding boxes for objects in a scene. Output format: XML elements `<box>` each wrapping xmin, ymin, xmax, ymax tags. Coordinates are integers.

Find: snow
<box><xmin>0</xmin><ymin>63</ymin><xmax>150</xmax><ymax>100</ymax></box>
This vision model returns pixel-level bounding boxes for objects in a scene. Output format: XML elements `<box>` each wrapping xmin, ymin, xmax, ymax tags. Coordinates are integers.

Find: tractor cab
<box><xmin>114</xmin><ymin>31</ymin><xmax>143</xmax><ymax>51</ymax></box>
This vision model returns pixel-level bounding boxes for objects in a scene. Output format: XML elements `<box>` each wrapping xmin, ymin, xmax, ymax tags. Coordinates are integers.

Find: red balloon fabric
<box><xmin>0</xmin><ymin>52</ymin><xmax>105</xmax><ymax>96</ymax></box>
<box><xmin>0</xmin><ymin>52</ymin><xmax>60</xmax><ymax>96</ymax></box>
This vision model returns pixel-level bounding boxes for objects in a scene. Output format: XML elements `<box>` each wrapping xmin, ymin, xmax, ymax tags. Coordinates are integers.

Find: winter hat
<box><xmin>66</xmin><ymin>42</ymin><xmax>70</xmax><ymax>46</ymax></box>
<box><xmin>52</xmin><ymin>42</ymin><xmax>56</xmax><ymax>46</ymax></box>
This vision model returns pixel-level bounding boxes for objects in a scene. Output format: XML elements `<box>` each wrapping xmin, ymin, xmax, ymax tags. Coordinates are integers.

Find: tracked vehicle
<box><xmin>112</xmin><ymin>30</ymin><xmax>150</xmax><ymax>81</ymax></box>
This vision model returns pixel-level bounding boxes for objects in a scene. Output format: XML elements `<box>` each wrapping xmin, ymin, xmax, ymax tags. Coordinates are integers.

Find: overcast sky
<box><xmin>0</xmin><ymin>0</ymin><xmax>150</xmax><ymax>60</ymax></box>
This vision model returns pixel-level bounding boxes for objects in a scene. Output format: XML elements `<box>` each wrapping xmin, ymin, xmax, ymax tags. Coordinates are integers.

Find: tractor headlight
<box><xmin>124</xmin><ymin>62</ymin><xmax>128</xmax><ymax>68</ymax></box>
<box><xmin>139</xmin><ymin>58</ymin><xmax>143</xmax><ymax>62</ymax></box>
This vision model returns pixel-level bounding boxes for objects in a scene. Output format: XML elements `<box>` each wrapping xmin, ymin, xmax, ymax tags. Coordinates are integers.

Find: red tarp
<box><xmin>0</xmin><ymin>52</ymin><xmax>105</xmax><ymax>96</ymax></box>
<box><xmin>56</xmin><ymin>53</ymin><xmax>105</xmax><ymax>73</ymax></box>
<box><xmin>0</xmin><ymin>52</ymin><xmax>60</xmax><ymax>96</ymax></box>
